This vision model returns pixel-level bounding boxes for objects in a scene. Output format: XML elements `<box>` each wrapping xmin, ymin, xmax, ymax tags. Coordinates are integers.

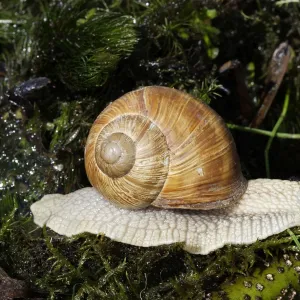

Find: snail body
<box><xmin>30</xmin><ymin>86</ymin><xmax>300</xmax><ymax>255</ymax></box>
<box><xmin>85</xmin><ymin>86</ymin><xmax>247</xmax><ymax>210</ymax></box>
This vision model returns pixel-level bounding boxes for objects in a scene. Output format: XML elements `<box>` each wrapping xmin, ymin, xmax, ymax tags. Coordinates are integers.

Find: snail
<box><xmin>31</xmin><ymin>86</ymin><xmax>300</xmax><ymax>255</ymax></box>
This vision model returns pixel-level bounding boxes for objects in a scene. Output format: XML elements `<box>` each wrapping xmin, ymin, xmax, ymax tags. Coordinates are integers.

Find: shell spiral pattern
<box><xmin>85</xmin><ymin>86</ymin><xmax>247</xmax><ymax>209</ymax></box>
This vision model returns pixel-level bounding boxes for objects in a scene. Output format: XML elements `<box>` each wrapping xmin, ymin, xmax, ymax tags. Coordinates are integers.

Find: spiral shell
<box><xmin>85</xmin><ymin>86</ymin><xmax>247</xmax><ymax>210</ymax></box>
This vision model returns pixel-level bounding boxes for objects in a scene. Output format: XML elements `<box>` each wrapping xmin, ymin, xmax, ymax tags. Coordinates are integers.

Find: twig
<box><xmin>250</xmin><ymin>42</ymin><xmax>291</xmax><ymax>128</ymax></box>
<box><xmin>219</xmin><ymin>60</ymin><xmax>253</xmax><ymax>122</ymax></box>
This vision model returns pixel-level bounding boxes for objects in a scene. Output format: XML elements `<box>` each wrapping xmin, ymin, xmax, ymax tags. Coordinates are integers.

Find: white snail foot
<box><xmin>30</xmin><ymin>179</ymin><xmax>300</xmax><ymax>255</ymax></box>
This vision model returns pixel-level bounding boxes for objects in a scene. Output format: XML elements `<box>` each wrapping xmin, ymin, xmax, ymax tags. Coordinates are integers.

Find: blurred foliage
<box><xmin>0</xmin><ymin>0</ymin><xmax>138</xmax><ymax>90</ymax></box>
<box><xmin>1</xmin><ymin>0</ymin><xmax>300</xmax><ymax>298</ymax></box>
<box><xmin>34</xmin><ymin>3</ymin><xmax>138</xmax><ymax>90</ymax></box>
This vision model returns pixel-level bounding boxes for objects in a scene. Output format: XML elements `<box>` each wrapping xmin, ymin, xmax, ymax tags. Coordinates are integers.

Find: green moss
<box><xmin>1</xmin><ymin>204</ymin><xmax>300</xmax><ymax>299</ymax></box>
<box><xmin>0</xmin><ymin>193</ymin><xmax>17</xmax><ymax>237</ymax></box>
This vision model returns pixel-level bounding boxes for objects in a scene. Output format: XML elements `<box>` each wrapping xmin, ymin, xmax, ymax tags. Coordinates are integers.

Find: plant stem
<box><xmin>264</xmin><ymin>90</ymin><xmax>290</xmax><ymax>178</ymax></box>
<box><xmin>227</xmin><ymin>122</ymin><xmax>300</xmax><ymax>140</ymax></box>
<box><xmin>287</xmin><ymin>229</ymin><xmax>300</xmax><ymax>250</ymax></box>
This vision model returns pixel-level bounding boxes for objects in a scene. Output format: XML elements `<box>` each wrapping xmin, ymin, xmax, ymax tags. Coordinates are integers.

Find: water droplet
<box><xmin>266</xmin><ymin>273</ymin><xmax>274</xmax><ymax>281</ymax></box>
<box><xmin>243</xmin><ymin>281</ymin><xmax>252</xmax><ymax>288</ymax></box>
<box><xmin>256</xmin><ymin>283</ymin><xmax>264</xmax><ymax>291</ymax></box>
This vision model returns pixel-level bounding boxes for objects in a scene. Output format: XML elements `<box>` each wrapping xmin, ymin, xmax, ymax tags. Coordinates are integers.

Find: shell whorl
<box><xmin>85</xmin><ymin>86</ymin><xmax>247</xmax><ymax>210</ymax></box>
<box><xmin>86</xmin><ymin>113</ymin><xmax>170</xmax><ymax>209</ymax></box>
<box><xmin>95</xmin><ymin>132</ymin><xmax>136</xmax><ymax>178</ymax></box>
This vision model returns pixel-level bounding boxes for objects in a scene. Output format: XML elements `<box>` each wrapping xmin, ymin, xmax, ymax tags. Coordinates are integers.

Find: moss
<box><xmin>1</xmin><ymin>210</ymin><xmax>300</xmax><ymax>298</ymax></box>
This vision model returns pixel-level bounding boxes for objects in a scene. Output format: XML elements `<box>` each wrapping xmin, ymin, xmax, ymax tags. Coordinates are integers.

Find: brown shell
<box><xmin>85</xmin><ymin>86</ymin><xmax>247</xmax><ymax>210</ymax></box>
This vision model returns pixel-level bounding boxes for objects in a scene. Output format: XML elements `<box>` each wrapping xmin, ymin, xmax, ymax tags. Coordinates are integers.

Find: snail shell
<box><xmin>85</xmin><ymin>86</ymin><xmax>247</xmax><ymax>210</ymax></box>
